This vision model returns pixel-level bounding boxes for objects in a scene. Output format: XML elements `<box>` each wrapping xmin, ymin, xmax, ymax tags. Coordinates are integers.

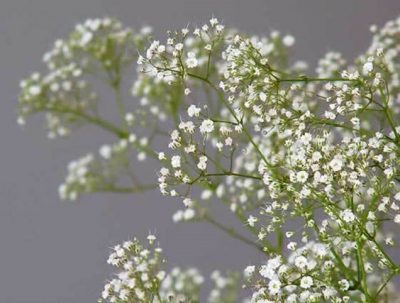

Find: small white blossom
<box><xmin>187</xmin><ymin>105</ymin><xmax>201</xmax><ymax>117</ymax></box>
<box><xmin>171</xmin><ymin>155</ymin><xmax>181</xmax><ymax>168</ymax></box>
<box><xmin>199</xmin><ymin>119</ymin><xmax>214</xmax><ymax>134</ymax></box>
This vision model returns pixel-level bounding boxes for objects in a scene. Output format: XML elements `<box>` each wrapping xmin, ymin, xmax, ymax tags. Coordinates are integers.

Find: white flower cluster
<box><xmin>137</xmin><ymin>17</ymin><xmax>225</xmax><ymax>80</ymax></box>
<box><xmin>316</xmin><ymin>52</ymin><xmax>347</xmax><ymax>78</ymax></box>
<box><xmin>18</xmin><ymin>65</ymin><xmax>95</xmax><ymax>138</ymax></box>
<box><xmin>159</xmin><ymin>267</ymin><xmax>204</xmax><ymax>302</ymax></box>
<box><xmin>59</xmin><ymin>135</ymin><xmax>148</xmax><ymax>200</ymax></box>
<box><xmin>100</xmin><ymin>235</ymin><xmax>166</xmax><ymax>303</ymax></box>
<box><xmin>208</xmin><ymin>271</ymin><xmax>240</xmax><ymax>303</ymax></box>
<box><xmin>18</xmin><ymin>18</ymin><xmax>150</xmax><ymax>138</ymax></box>
<box><xmin>246</xmin><ymin>242</ymin><xmax>346</xmax><ymax>302</ymax></box>
<box><xmin>18</xmin><ymin>15</ymin><xmax>400</xmax><ymax>303</ymax></box>
<box><xmin>362</xmin><ymin>16</ymin><xmax>400</xmax><ymax>114</ymax></box>
<box><xmin>101</xmin><ymin>237</ymin><xmax>241</xmax><ymax>303</ymax></box>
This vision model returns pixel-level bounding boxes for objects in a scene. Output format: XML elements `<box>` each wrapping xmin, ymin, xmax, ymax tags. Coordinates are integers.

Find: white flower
<box><xmin>244</xmin><ymin>265</ymin><xmax>255</xmax><ymax>278</ymax></box>
<box><xmin>300</xmin><ymin>276</ymin><xmax>313</xmax><ymax>289</ymax></box>
<box><xmin>329</xmin><ymin>156</ymin><xmax>343</xmax><ymax>172</ymax></box>
<box><xmin>268</xmin><ymin>256</ymin><xmax>282</xmax><ymax>270</ymax></box>
<box><xmin>268</xmin><ymin>279</ymin><xmax>281</xmax><ymax>295</ymax></box>
<box><xmin>197</xmin><ymin>156</ymin><xmax>207</xmax><ymax>170</ymax></box>
<box><xmin>187</xmin><ymin>105</ymin><xmax>201</xmax><ymax>117</ymax></box>
<box><xmin>183</xmin><ymin>208</ymin><xmax>195</xmax><ymax>220</ymax></box>
<box><xmin>294</xmin><ymin>256</ymin><xmax>308</xmax><ymax>269</ymax></box>
<box><xmin>183</xmin><ymin>198</ymin><xmax>193</xmax><ymax>207</ymax></box>
<box><xmin>80</xmin><ymin>31</ymin><xmax>93</xmax><ymax>46</ymax></box>
<box><xmin>186</xmin><ymin>52</ymin><xmax>198</xmax><ymax>68</ymax></box>
<box><xmin>341</xmin><ymin>209</ymin><xmax>355</xmax><ymax>223</ymax></box>
<box><xmin>137</xmin><ymin>55</ymin><xmax>144</xmax><ymax>65</ymax></box>
<box><xmin>324</xmin><ymin>111</ymin><xmax>336</xmax><ymax>120</ymax></box>
<box><xmin>175</xmin><ymin>43</ymin><xmax>184</xmax><ymax>51</ymax></box>
<box><xmin>210</xmin><ymin>18</ymin><xmax>219</xmax><ymax>26</ymax></box>
<box><xmin>283</xmin><ymin>35</ymin><xmax>295</xmax><ymax>47</ymax></box>
<box><xmin>394</xmin><ymin>214</ymin><xmax>400</xmax><ymax>224</ymax></box>
<box><xmin>171</xmin><ymin>155</ymin><xmax>181</xmax><ymax>168</ymax></box>
<box><xmin>259</xmin><ymin>265</ymin><xmax>274</xmax><ymax>279</ymax></box>
<box><xmin>179</xmin><ymin>121</ymin><xmax>195</xmax><ymax>133</ymax></box>
<box><xmin>28</xmin><ymin>85</ymin><xmax>42</xmax><ymax>96</ymax></box>
<box><xmin>339</xmin><ymin>279</ymin><xmax>350</xmax><ymax>291</ymax></box>
<box><xmin>125</xmin><ymin>112</ymin><xmax>134</xmax><ymax>124</ymax></box>
<box><xmin>99</xmin><ymin>145</ymin><xmax>112</xmax><ymax>159</ymax></box>
<box><xmin>259</xmin><ymin>92</ymin><xmax>267</xmax><ymax>102</ymax></box>
<box><xmin>363</xmin><ymin>61</ymin><xmax>373</xmax><ymax>74</ymax></box>
<box><xmin>296</xmin><ymin>171</ymin><xmax>309</xmax><ymax>183</ymax></box>
<box><xmin>172</xmin><ymin>210</ymin><xmax>183</xmax><ymax>222</ymax></box>
<box><xmin>199</xmin><ymin>119</ymin><xmax>214</xmax><ymax>134</ymax></box>
<box><xmin>247</xmin><ymin>215</ymin><xmax>258</xmax><ymax>227</ymax></box>
<box><xmin>147</xmin><ymin>234</ymin><xmax>156</xmax><ymax>244</ymax></box>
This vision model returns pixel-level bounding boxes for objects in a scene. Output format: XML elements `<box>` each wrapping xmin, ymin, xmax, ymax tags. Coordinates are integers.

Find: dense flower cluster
<box><xmin>99</xmin><ymin>235</ymin><xmax>165</xmax><ymax>303</ymax></box>
<box><xmin>58</xmin><ymin>134</ymin><xmax>151</xmax><ymax>200</ymax></box>
<box><xmin>18</xmin><ymin>15</ymin><xmax>400</xmax><ymax>303</ymax></box>
<box><xmin>18</xmin><ymin>18</ymin><xmax>150</xmax><ymax>137</ymax></box>
<box><xmin>159</xmin><ymin>267</ymin><xmax>204</xmax><ymax>302</ymax></box>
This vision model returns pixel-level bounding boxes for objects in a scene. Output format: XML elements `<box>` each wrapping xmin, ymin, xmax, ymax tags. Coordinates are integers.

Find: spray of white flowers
<box><xmin>18</xmin><ymin>15</ymin><xmax>400</xmax><ymax>302</ymax></box>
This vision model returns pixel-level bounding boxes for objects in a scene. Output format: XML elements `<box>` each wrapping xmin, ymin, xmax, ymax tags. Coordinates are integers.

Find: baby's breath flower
<box><xmin>199</xmin><ymin>119</ymin><xmax>214</xmax><ymax>134</ymax></box>
<box><xmin>18</xmin><ymin>15</ymin><xmax>400</xmax><ymax>303</ymax></box>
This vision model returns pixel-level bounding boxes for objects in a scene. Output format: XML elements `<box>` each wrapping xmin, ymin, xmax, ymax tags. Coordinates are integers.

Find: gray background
<box><xmin>1</xmin><ymin>0</ymin><xmax>400</xmax><ymax>302</ymax></box>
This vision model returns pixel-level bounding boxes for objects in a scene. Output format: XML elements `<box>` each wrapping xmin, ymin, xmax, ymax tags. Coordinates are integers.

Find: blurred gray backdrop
<box><xmin>1</xmin><ymin>0</ymin><xmax>400</xmax><ymax>302</ymax></box>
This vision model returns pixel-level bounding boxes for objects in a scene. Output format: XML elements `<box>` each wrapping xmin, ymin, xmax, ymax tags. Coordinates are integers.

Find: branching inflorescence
<box><xmin>18</xmin><ymin>15</ymin><xmax>400</xmax><ymax>302</ymax></box>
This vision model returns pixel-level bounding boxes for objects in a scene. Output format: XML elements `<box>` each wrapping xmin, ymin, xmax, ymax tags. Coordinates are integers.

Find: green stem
<box><xmin>43</xmin><ymin>105</ymin><xmax>129</xmax><ymax>138</ymax></box>
<box><xmin>203</xmin><ymin>214</ymin><xmax>266</xmax><ymax>253</ymax></box>
<box><xmin>111</xmin><ymin>80</ymin><xmax>128</xmax><ymax>130</ymax></box>
<box><xmin>277</xmin><ymin>76</ymin><xmax>360</xmax><ymax>83</ymax></box>
<box><xmin>186</xmin><ymin>72</ymin><xmax>278</xmax><ymax>178</ymax></box>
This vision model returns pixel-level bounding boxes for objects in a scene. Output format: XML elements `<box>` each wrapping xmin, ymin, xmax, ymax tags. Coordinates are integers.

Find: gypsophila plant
<box><xmin>18</xmin><ymin>15</ymin><xmax>400</xmax><ymax>302</ymax></box>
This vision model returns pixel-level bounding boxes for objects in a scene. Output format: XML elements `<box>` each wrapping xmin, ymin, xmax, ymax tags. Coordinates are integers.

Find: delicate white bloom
<box><xmin>294</xmin><ymin>256</ymin><xmax>308</xmax><ymax>269</ymax></box>
<box><xmin>268</xmin><ymin>279</ymin><xmax>281</xmax><ymax>295</ymax></box>
<box><xmin>329</xmin><ymin>156</ymin><xmax>343</xmax><ymax>172</ymax></box>
<box><xmin>175</xmin><ymin>43</ymin><xmax>184</xmax><ymax>51</ymax></box>
<box><xmin>158</xmin><ymin>152</ymin><xmax>166</xmax><ymax>160</ymax></box>
<box><xmin>300</xmin><ymin>276</ymin><xmax>313</xmax><ymax>289</ymax></box>
<box><xmin>183</xmin><ymin>198</ymin><xmax>193</xmax><ymax>207</ymax></box>
<box><xmin>199</xmin><ymin>119</ymin><xmax>214</xmax><ymax>134</ymax></box>
<box><xmin>171</xmin><ymin>155</ymin><xmax>181</xmax><ymax>168</ymax></box>
<box><xmin>244</xmin><ymin>265</ymin><xmax>255</xmax><ymax>278</ymax></box>
<box><xmin>340</xmin><ymin>209</ymin><xmax>355</xmax><ymax>223</ymax></box>
<box><xmin>186</xmin><ymin>52</ymin><xmax>198</xmax><ymax>68</ymax></box>
<box><xmin>28</xmin><ymin>85</ymin><xmax>42</xmax><ymax>96</ymax></box>
<box><xmin>363</xmin><ymin>61</ymin><xmax>373</xmax><ymax>74</ymax></box>
<box><xmin>187</xmin><ymin>105</ymin><xmax>201</xmax><ymax>117</ymax></box>
<box><xmin>283</xmin><ymin>35</ymin><xmax>295</xmax><ymax>47</ymax></box>
<box><xmin>259</xmin><ymin>92</ymin><xmax>267</xmax><ymax>102</ymax></box>
<box><xmin>339</xmin><ymin>279</ymin><xmax>350</xmax><ymax>291</ymax></box>
<box><xmin>197</xmin><ymin>156</ymin><xmax>208</xmax><ymax>170</ymax></box>
<box><xmin>183</xmin><ymin>208</ymin><xmax>195</xmax><ymax>220</ymax></box>
<box><xmin>99</xmin><ymin>145</ymin><xmax>112</xmax><ymax>159</ymax></box>
<box><xmin>210</xmin><ymin>18</ymin><xmax>219</xmax><ymax>26</ymax></box>
<box><xmin>247</xmin><ymin>215</ymin><xmax>258</xmax><ymax>227</ymax></box>
<box><xmin>296</xmin><ymin>171</ymin><xmax>308</xmax><ymax>183</ymax></box>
